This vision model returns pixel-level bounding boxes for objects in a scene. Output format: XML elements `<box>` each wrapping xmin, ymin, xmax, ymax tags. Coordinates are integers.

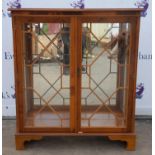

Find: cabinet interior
<box><xmin>23</xmin><ymin>22</ymin><xmax>130</xmax><ymax>128</ymax></box>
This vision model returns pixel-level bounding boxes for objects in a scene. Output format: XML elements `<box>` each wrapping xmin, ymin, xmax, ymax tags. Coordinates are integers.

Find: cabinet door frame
<box><xmin>76</xmin><ymin>15</ymin><xmax>140</xmax><ymax>133</ymax></box>
<box><xmin>13</xmin><ymin>15</ymin><xmax>78</xmax><ymax>133</ymax></box>
<box><xmin>13</xmin><ymin>13</ymin><xmax>140</xmax><ymax>134</ymax></box>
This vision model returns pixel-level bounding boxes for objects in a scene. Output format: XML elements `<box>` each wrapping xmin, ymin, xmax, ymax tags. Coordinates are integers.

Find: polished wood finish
<box><xmin>10</xmin><ymin>8</ymin><xmax>141</xmax><ymax>150</ymax></box>
<box><xmin>15</xmin><ymin>134</ymin><xmax>43</xmax><ymax>150</ymax></box>
<box><xmin>108</xmin><ymin>134</ymin><xmax>136</xmax><ymax>151</ymax></box>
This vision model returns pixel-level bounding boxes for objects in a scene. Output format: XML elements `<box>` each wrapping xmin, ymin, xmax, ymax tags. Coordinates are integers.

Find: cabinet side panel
<box><xmin>127</xmin><ymin>17</ymin><xmax>140</xmax><ymax>132</ymax></box>
<box><xmin>12</xmin><ymin>16</ymin><xmax>25</xmax><ymax>132</ymax></box>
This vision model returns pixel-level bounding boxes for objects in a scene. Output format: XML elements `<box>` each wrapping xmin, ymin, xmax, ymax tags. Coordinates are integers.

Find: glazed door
<box><xmin>77</xmin><ymin>17</ymin><xmax>133</xmax><ymax>133</ymax></box>
<box><xmin>17</xmin><ymin>17</ymin><xmax>76</xmax><ymax>132</ymax></box>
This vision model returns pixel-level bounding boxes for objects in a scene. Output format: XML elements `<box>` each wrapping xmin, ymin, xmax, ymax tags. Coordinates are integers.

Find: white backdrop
<box><xmin>2</xmin><ymin>0</ymin><xmax>152</xmax><ymax>116</ymax></box>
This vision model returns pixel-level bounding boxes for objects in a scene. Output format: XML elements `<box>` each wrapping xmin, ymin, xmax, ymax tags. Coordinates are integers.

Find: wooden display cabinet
<box><xmin>10</xmin><ymin>8</ymin><xmax>142</xmax><ymax>150</ymax></box>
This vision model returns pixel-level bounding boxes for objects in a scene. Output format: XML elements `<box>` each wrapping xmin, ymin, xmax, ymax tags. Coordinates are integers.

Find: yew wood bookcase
<box><xmin>10</xmin><ymin>8</ymin><xmax>142</xmax><ymax>150</ymax></box>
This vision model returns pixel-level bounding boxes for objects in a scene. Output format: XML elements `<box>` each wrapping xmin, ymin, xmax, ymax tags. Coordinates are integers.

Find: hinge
<box><xmin>77</xmin><ymin>67</ymin><xmax>81</xmax><ymax>76</ymax></box>
<box><xmin>21</xmin><ymin>25</ymin><xmax>24</xmax><ymax>31</ymax></box>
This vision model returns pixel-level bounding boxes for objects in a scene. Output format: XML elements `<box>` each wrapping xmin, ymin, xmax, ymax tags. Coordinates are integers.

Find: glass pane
<box><xmin>81</xmin><ymin>23</ymin><xmax>130</xmax><ymax>128</ymax></box>
<box><xmin>23</xmin><ymin>23</ymin><xmax>71</xmax><ymax>128</ymax></box>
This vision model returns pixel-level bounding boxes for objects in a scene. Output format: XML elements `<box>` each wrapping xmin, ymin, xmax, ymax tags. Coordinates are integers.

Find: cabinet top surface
<box><xmin>9</xmin><ymin>8</ymin><xmax>143</xmax><ymax>17</ymax></box>
<box><xmin>9</xmin><ymin>8</ymin><xmax>143</xmax><ymax>12</ymax></box>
